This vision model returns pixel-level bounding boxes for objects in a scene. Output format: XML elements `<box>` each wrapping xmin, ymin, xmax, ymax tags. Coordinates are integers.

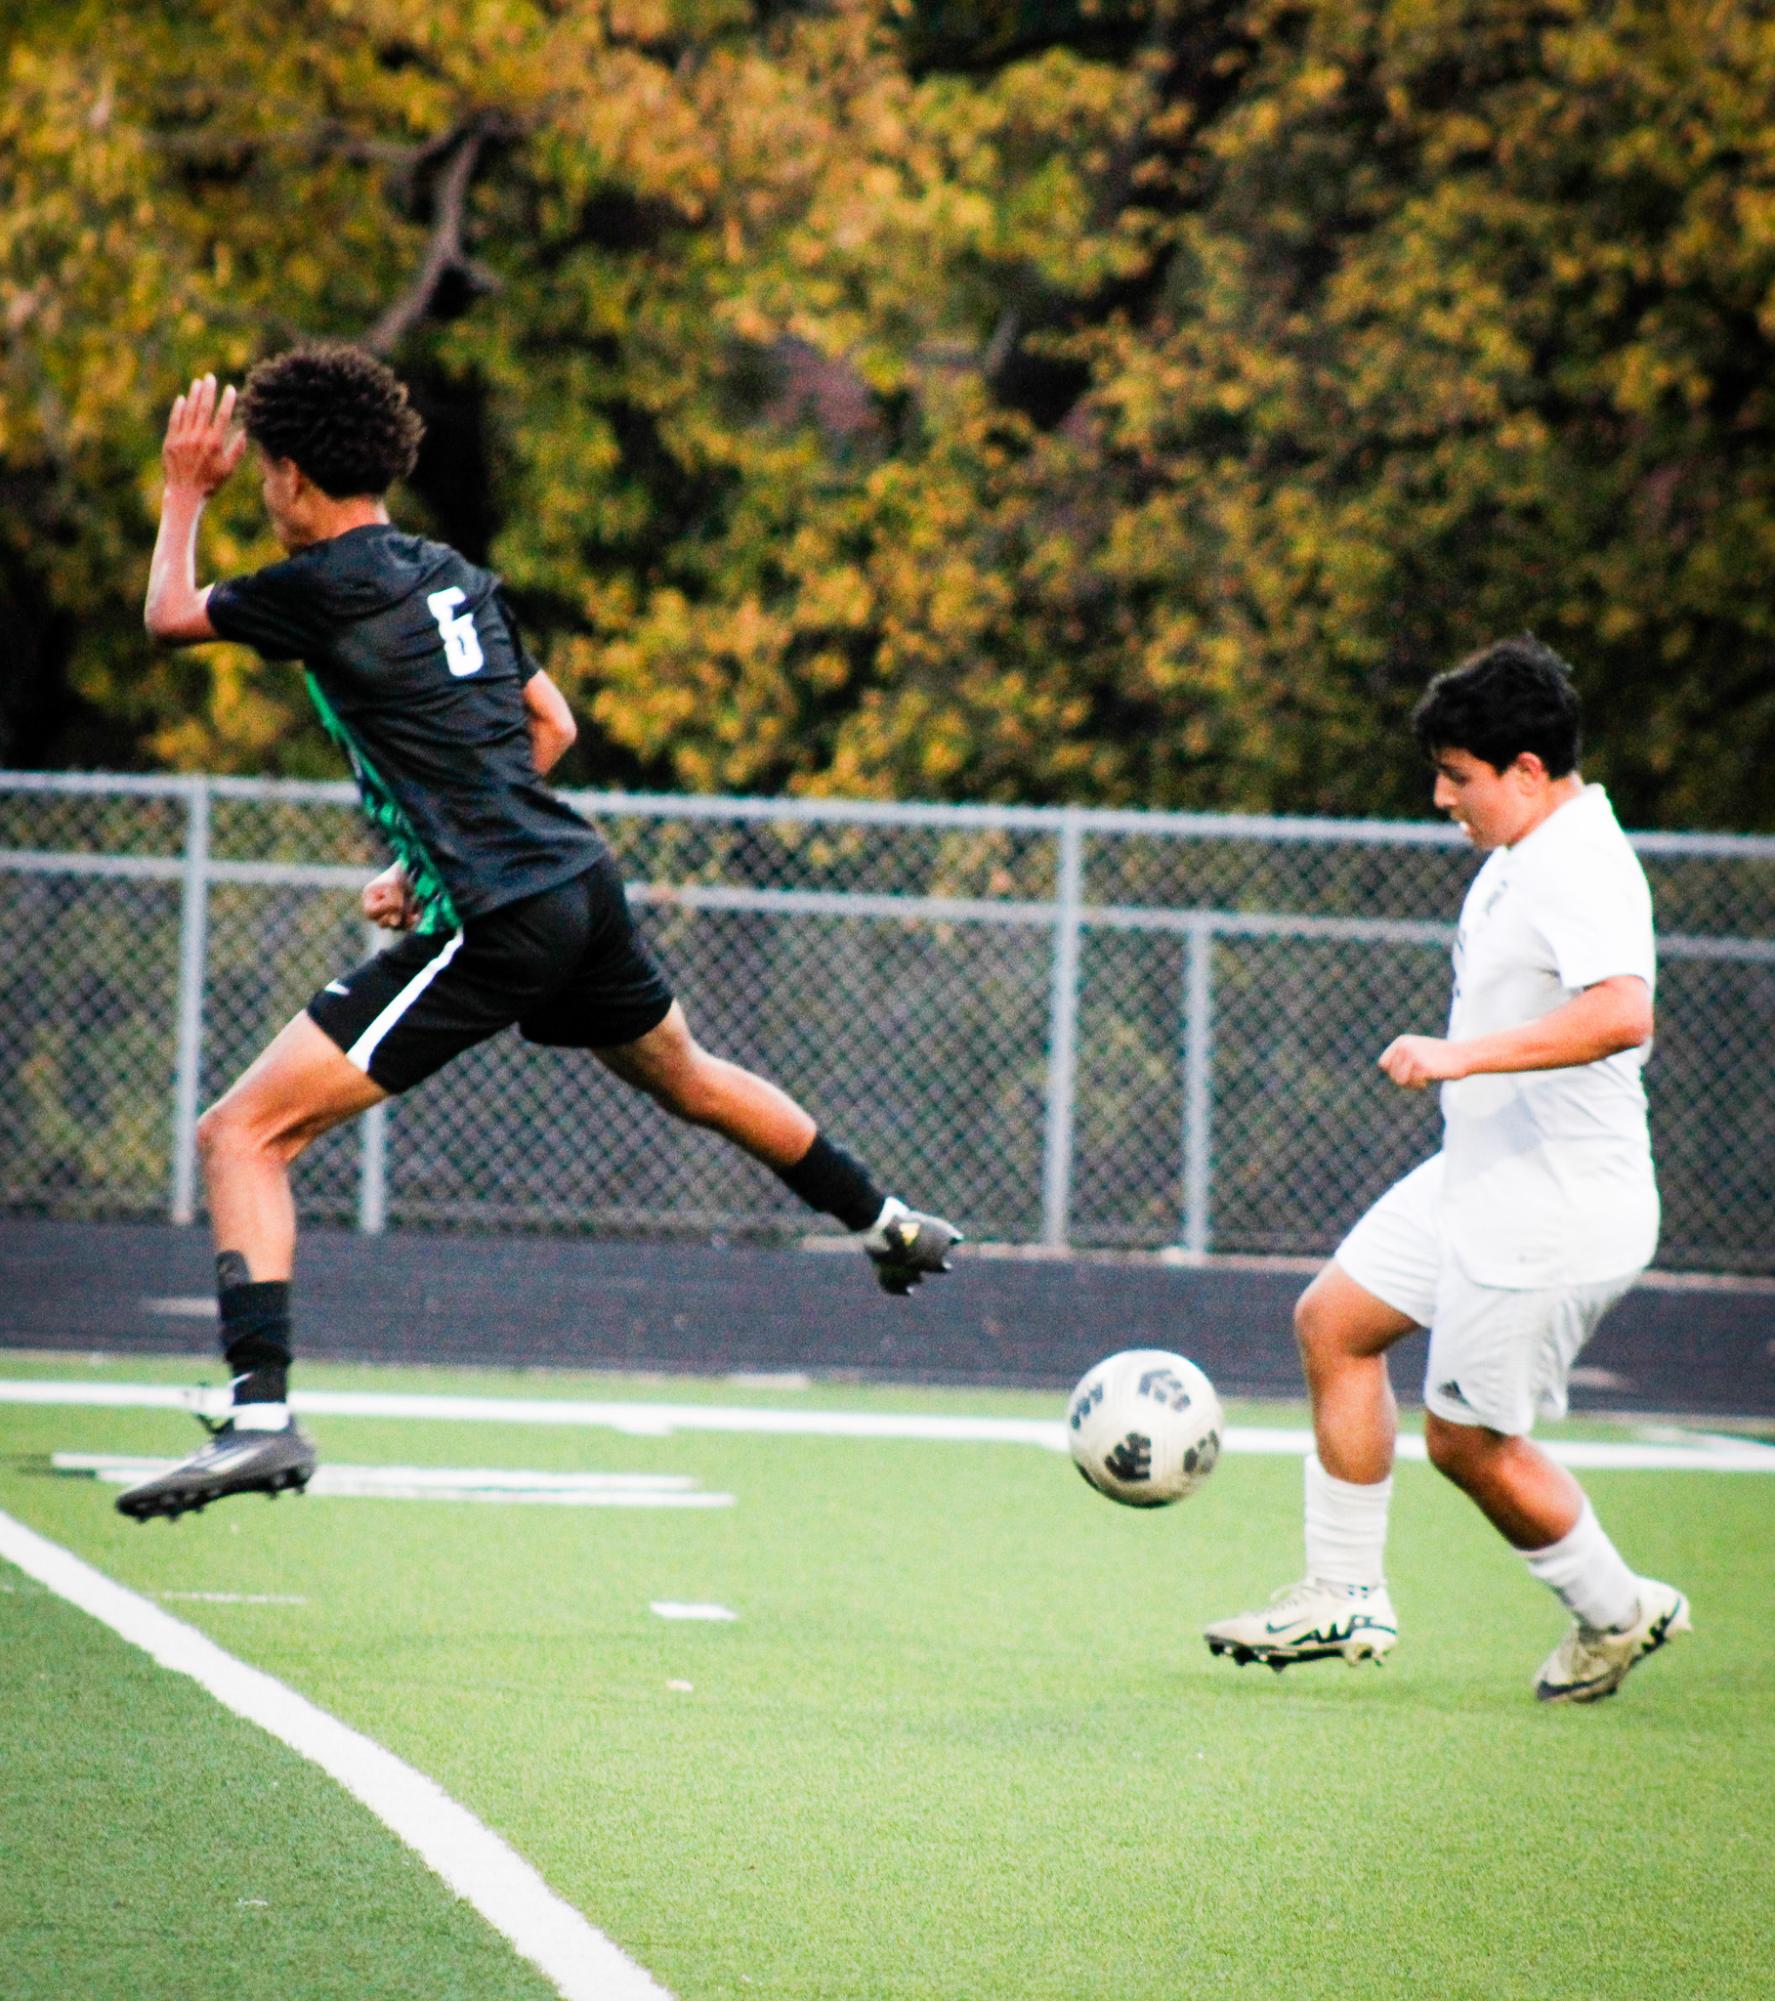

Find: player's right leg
<box><xmin>1204</xmin><ymin>1162</ymin><xmax>1439</xmax><ymax>1672</ymax></box>
<box><xmin>118</xmin><ymin>905</ymin><xmax>539</xmax><ymax>1523</ymax></box>
<box><xmin>1204</xmin><ymin>1266</ymin><xmax>1415</xmax><ymax>1669</ymax></box>
<box><xmin>115</xmin><ymin>1014</ymin><xmax>385</xmax><ymax>1522</ymax></box>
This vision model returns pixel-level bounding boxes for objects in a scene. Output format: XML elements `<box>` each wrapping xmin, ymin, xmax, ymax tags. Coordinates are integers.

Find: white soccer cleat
<box><xmin>1204</xmin><ymin>1578</ymin><xmax>1398</xmax><ymax>1672</ymax></box>
<box><xmin>1533</xmin><ymin>1578</ymin><xmax>1691</xmax><ymax>1704</ymax></box>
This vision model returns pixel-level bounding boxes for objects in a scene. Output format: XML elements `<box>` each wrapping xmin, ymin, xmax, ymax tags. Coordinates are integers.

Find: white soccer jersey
<box><xmin>1438</xmin><ymin>783</ymin><xmax>1658</xmax><ymax>1288</ymax></box>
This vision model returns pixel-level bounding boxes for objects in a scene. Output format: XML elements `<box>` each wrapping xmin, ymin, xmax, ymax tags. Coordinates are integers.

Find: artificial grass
<box><xmin>2</xmin><ymin>1354</ymin><xmax>1770</xmax><ymax>2000</ymax></box>
<box><xmin>0</xmin><ymin>1576</ymin><xmax>563</xmax><ymax>2001</ymax></box>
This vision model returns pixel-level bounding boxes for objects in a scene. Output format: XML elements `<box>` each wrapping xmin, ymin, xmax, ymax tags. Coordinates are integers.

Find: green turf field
<box><xmin>2</xmin><ymin>1351</ymin><xmax>1770</xmax><ymax>2001</ymax></box>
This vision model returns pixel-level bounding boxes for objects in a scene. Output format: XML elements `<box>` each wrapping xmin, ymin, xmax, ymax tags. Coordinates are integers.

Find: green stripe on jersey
<box><xmin>303</xmin><ymin>671</ymin><xmax>459</xmax><ymax>932</ymax></box>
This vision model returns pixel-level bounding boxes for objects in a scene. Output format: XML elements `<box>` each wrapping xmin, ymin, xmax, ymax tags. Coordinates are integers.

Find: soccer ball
<box><xmin>1066</xmin><ymin>1349</ymin><xmax>1224</xmax><ymax>1507</ymax></box>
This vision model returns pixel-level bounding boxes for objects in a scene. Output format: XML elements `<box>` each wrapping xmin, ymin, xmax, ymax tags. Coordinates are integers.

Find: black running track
<box><xmin>2</xmin><ymin>1218</ymin><xmax>1771</xmax><ymax>1420</ymax></box>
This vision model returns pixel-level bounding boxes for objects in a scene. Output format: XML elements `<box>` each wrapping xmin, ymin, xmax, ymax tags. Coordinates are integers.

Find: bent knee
<box><xmin>196</xmin><ymin>1093</ymin><xmax>303</xmax><ymax>1167</ymax></box>
<box><xmin>1291</xmin><ymin>1287</ymin><xmax>1317</xmax><ymax>1348</ymax></box>
<box><xmin>195</xmin><ymin>1098</ymin><xmax>245</xmax><ymax>1162</ymax></box>
<box><xmin>1292</xmin><ymin>1280</ymin><xmax>1341</xmax><ymax>1361</ymax></box>
<box><xmin>1424</xmin><ymin>1411</ymin><xmax>1491</xmax><ymax>1481</ymax></box>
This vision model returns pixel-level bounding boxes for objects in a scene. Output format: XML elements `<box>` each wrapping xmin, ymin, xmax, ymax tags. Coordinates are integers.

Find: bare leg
<box><xmin>594</xmin><ymin>1002</ymin><xmax>816</xmax><ymax>1170</ymax></box>
<box><xmin>197</xmin><ymin>1012</ymin><xmax>387</xmax><ymax>1277</ymax></box>
<box><xmin>596</xmin><ymin>1000</ymin><xmax>961</xmax><ymax>1291</ymax></box>
<box><xmin>1423</xmin><ymin>1415</ymin><xmax>1585</xmax><ymax>1549</ymax></box>
<box><xmin>1293</xmin><ymin>1261</ymin><xmax>1419</xmax><ymax>1484</ymax></box>
<box><xmin>1201</xmin><ymin>1260</ymin><xmax>1415</xmax><ymax>1656</ymax></box>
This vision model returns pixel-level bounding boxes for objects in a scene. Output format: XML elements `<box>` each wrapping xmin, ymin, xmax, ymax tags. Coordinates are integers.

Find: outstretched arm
<box><xmin>144</xmin><ymin>373</ymin><xmax>246</xmax><ymax>645</ymax></box>
<box><xmin>1378</xmin><ymin>975</ymin><xmax>1654</xmax><ymax>1089</ymax></box>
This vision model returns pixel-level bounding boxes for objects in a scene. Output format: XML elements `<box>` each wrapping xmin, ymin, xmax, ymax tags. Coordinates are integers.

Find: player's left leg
<box><xmin>1421</xmin><ymin>1414</ymin><xmax>1583</xmax><ymax>1546</ymax></box>
<box><xmin>115</xmin><ymin>1014</ymin><xmax>385</xmax><ymax>1523</ymax></box>
<box><xmin>591</xmin><ymin>1000</ymin><xmax>816</xmax><ymax>1168</ymax></box>
<box><xmin>592</xmin><ymin>1002</ymin><xmax>962</xmax><ymax>1295</ymax></box>
<box><xmin>1424</xmin><ymin>1416</ymin><xmax>1690</xmax><ymax>1701</ymax></box>
<box><xmin>1421</xmin><ymin>1277</ymin><xmax>1690</xmax><ymax>1701</ymax></box>
<box><xmin>520</xmin><ymin>856</ymin><xmax>960</xmax><ymax>1292</ymax></box>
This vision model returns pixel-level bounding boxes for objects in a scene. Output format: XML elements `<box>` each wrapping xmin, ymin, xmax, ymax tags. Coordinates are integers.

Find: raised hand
<box><xmin>162</xmin><ymin>372</ymin><xmax>247</xmax><ymax>497</ymax></box>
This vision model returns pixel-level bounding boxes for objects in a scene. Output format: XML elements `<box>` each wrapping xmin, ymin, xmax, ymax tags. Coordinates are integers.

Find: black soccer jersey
<box><xmin>208</xmin><ymin>525</ymin><xmax>605</xmax><ymax>930</ymax></box>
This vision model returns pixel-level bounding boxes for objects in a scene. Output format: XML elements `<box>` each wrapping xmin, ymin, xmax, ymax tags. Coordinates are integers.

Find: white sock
<box><xmin>1304</xmin><ymin>1453</ymin><xmax>1391</xmax><ymax>1591</ymax></box>
<box><xmin>231</xmin><ymin>1401</ymin><xmax>290</xmax><ymax>1432</ymax></box>
<box><xmin>1522</xmin><ymin>1502</ymin><xmax>1640</xmax><ymax>1631</ymax></box>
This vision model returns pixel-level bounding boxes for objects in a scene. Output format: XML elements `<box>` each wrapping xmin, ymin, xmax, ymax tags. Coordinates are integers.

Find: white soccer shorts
<box><xmin>1333</xmin><ymin>1156</ymin><xmax>1640</xmax><ymax>1436</ymax></box>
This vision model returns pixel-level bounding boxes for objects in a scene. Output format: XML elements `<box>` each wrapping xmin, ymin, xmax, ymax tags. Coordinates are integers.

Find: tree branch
<box><xmin>363</xmin><ymin>113</ymin><xmax>515</xmax><ymax>355</ymax></box>
<box><xmin>145</xmin><ymin>123</ymin><xmax>426</xmax><ymax>169</ymax></box>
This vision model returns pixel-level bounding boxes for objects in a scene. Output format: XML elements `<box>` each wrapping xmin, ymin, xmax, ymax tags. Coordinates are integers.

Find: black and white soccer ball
<box><xmin>1067</xmin><ymin>1348</ymin><xmax>1224</xmax><ymax>1507</ymax></box>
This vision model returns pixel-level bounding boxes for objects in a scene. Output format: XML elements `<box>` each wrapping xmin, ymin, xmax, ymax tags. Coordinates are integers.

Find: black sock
<box><xmin>216</xmin><ymin>1254</ymin><xmax>292</xmax><ymax>1405</ymax></box>
<box><xmin>773</xmin><ymin>1133</ymin><xmax>887</xmax><ymax>1233</ymax></box>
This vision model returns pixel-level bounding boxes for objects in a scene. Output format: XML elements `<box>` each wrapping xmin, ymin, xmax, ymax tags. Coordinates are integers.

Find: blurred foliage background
<box><xmin>3</xmin><ymin>0</ymin><xmax>1772</xmax><ymax>827</ymax></box>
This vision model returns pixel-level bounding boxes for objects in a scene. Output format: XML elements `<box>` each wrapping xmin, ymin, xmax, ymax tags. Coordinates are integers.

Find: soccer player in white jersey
<box><xmin>1205</xmin><ymin>637</ymin><xmax>1689</xmax><ymax>1702</ymax></box>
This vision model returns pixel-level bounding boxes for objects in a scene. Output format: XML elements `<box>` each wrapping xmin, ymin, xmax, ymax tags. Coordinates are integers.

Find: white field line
<box><xmin>49</xmin><ymin>1454</ymin><xmax>733</xmax><ymax>1507</ymax></box>
<box><xmin>4</xmin><ymin>1380</ymin><xmax>1774</xmax><ymax>1473</ymax></box>
<box><xmin>650</xmin><ymin>1602</ymin><xmax>738</xmax><ymax>1622</ymax></box>
<box><xmin>0</xmin><ymin>1508</ymin><xmax>672</xmax><ymax>2001</ymax></box>
<box><xmin>159</xmin><ymin>1590</ymin><xmax>308</xmax><ymax>1605</ymax></box>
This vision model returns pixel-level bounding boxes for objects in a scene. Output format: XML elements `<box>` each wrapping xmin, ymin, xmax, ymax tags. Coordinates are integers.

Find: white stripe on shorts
<box><xmin>346</xmin><ymin>931</ymin><xmax>464</xmax><ymax>1074</ymax></box>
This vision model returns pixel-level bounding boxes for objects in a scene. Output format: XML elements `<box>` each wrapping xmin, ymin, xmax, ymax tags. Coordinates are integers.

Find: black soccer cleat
<box><xmin>115</xmin><ymin>1419</ymin><xmax>318</xmax><ymax>1523</ymax></box>
<box><xmin>863</xmin><ymin>1200</ymin><xmax>964</xmax><ymax>1296</ymax></box>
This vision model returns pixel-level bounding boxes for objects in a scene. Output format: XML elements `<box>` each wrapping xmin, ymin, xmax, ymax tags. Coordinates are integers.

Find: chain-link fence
<box><xmin>3</xmin><ymin>773</ymin><xmax>1771</xmax><ymax>1272</ymax></box>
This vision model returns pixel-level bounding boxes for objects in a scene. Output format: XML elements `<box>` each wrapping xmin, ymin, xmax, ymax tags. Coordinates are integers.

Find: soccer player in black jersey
<box><xmin>118</xmin><ymin>344</ymin><xmax>960</xmax><ymax>1523</ymax></box>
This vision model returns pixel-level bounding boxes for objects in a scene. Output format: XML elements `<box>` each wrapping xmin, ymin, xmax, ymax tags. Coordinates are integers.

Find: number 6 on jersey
<box><xmin>427</xmin><ymin>586</ymin><xmax>485</xmax><ymax>677</ymax></box>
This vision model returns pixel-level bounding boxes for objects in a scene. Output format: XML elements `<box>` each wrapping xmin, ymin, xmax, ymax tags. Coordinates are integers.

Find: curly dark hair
<box><xmin>1411</xmin><ymin>634</ymin><xmax>1582</xmax><ymax>777</ymax></box>
<box><xmin>238</xmin><ymin>342</ymin><xmax>424</xmax><ymax>498</ymax></box>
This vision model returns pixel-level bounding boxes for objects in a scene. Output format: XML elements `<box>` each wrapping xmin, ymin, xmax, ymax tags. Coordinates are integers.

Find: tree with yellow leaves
<box><xmin>3</xmin><ymin>0</ymin><xmax>1772</xmax><ymax>829</ymax></box>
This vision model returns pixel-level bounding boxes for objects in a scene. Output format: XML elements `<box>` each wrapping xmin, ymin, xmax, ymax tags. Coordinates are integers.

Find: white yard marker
<box><xmin>650</xmin><ymin>1602</ymin><xmax>738</xmax><ymax>1622</ymax></box>
<box><xmin>3</xmin><ymin>1381</ymin><xmax>1773</xmax><ymax>1473</ymax></box>
<box><xmin>0</xmin><ymin>1507</ymin><xmax>672</xmax><ymax>2001</ymax></box>
<box><xmin>49</xmin><ymin>1453</ymin><xmax>733</xmax><ymax>1508</ymax></box>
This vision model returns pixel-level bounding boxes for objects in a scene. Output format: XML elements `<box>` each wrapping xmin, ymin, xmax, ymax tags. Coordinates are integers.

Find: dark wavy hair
<box><xmin>1411</xmin><ymin>634</ymin><xmax>1582</xmax><ymax>777</ymax></box>
<box><xmin>238</xmin><ymin>342</ymin><xmax>424</xmax><ymax>498</ymax></box>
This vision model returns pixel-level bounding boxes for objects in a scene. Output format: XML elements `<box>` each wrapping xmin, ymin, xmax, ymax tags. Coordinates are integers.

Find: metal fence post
<box><xmin>358</xmin><ymin>921</ymin><xmax>388</xmax><ymax>1235</ymax></box>
<box><xmin>169</xmin><ymin>778</ymin><xmax>210</xmax><ymax>1225</ymax></box>
<box><xmin>1179</xmin><ymin>916</ymin><xmax>1215</xmax><ymax>1257</ymax></box>
<box><xmin>1040</xmin><ymin>810</ymin><xmax>1084</xmax><ymax>1249</ymax></box>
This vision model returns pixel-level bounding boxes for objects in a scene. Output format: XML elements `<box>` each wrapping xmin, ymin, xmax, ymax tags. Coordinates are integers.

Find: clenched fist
<box><xmin>1377</xmin><ymin>1034</ymin><xmax>1469</xmax><ymax>1090</ymax></box>
<box><xmin>363</xmin><ymin>862</ymin><xmax>419</xmax><ymax>930</ymax></box>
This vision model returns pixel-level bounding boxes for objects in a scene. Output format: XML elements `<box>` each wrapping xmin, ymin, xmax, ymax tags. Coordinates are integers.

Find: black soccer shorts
<box><xmin>307</xmin><ymin>854</ymin><xmax>676</xmax><ymax>1094</ymax></box>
